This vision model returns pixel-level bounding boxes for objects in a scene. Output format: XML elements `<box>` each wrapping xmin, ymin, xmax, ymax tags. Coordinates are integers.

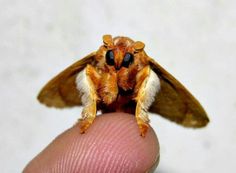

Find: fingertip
<box><xmin>24</xmin><ymin>113</ymin><xmax>159</xmax><ymax>173</ymax></box>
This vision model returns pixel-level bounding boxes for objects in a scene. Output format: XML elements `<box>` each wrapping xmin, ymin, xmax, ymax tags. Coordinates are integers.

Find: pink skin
<box><xmin>23</xmin><ymin>113</ymin><xmax>159</xmax><ymax>173</ymax></box>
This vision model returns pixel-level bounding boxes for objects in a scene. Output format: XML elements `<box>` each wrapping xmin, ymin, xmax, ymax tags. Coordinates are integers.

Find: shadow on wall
<box><xmin>155</xmin><ymin>169</ymin><xmax>168</xmax><ymax>173</ymax></box>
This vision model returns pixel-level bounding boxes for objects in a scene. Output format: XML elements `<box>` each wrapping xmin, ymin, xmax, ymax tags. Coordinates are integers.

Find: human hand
<box><xmin>23</xmin><ymin>113</ymin><xmax>159</xmax><ymax>173</ymax></box>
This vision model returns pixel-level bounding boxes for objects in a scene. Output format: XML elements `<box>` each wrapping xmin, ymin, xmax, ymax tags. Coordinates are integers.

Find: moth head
<box><xmin>96</xmin><ymin>35</ymin><xmax>149</xmax><ymax>91</ymax></box>
<box><xmin>97</xmin><ymin>35</ymin><xmax>148</xmax><ymax>72</ymax></box>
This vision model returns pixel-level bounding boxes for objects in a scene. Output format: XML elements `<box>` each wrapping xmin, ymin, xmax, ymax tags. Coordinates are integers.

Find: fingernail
<box><xmin>145</xmin><ymin>154</ymin><xmax>160</xmax><ymax>173</ymax></box>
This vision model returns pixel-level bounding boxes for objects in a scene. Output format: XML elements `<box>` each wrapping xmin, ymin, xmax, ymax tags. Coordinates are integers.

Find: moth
<box><xmin>38</xmin><ymin>35</ymin><xmax>209</xmax><ymax>136</ymax></box>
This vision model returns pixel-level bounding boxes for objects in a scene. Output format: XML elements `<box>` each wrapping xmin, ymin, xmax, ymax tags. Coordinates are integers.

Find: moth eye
<box><xmin>106</xmin><ymin>50</ymin><xmax>115</xmax><ymax>66</ymax></box>
<box><xmin>122</xmin><ymin>53</ymin><xmax>134</xmax><ymax>68</ymax></box>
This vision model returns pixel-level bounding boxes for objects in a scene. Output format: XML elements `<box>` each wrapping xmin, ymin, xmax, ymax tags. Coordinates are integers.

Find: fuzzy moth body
<box><xmin>37</xmin><ymin>35</ymin><xmax>209</xmax><ymax>136</ymax></box>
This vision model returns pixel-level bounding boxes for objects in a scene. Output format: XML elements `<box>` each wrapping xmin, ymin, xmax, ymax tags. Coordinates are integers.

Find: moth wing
<box><xmin>37</xmin><ymin>52</ymin><xmax>96</xmax><ymax>108</ymax></box>
<box><xmin>149</xmin><ymin>58</ymin><xmax>209</xmax><ymax>127</ymax></box>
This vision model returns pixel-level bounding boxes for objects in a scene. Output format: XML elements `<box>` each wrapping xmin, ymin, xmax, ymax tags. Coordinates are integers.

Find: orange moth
<box><xmin>38</xmin><ymin>35</ymin><xmax>209</xmax><ymax>136</ymax></box>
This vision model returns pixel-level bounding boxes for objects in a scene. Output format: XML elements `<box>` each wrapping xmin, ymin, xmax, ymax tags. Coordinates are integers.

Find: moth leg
<box><xmin>99</xmin><ymin>71</ymin><xmax>118</xmax><ymax>105</ymax></box>
<box><xmin>135</xmin><ymin>66</ymin><xmax>160</xmax><ymax>137</ymax></box>
<box><xmin>76</xmin><ymin>64</ymin><xmax>100</xmax><ymax>133</ymax></box>
<box><xmin>79</xmin><ymin>103</ymin><xmax>97</xmax><ymax>133</ymax></box>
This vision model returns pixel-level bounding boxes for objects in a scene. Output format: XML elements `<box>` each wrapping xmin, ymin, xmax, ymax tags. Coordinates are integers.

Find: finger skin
<box><xmin>23</xmin><ymin>113</ymin><xmax>159</xmax><ymax>173</ymax></box>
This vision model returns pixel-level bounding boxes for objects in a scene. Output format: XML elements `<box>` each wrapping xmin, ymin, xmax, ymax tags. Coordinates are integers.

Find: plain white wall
<box><xmin>0</xmin><ymin>0</ymin><xmax>236</xmax><ymax>172</ymax></box>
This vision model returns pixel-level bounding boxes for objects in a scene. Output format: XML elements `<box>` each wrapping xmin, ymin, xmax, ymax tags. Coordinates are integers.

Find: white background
<box><xmin>0</xmin><ymin>0</ymin><xmax>236</xmax><ymax>172</ymax></box>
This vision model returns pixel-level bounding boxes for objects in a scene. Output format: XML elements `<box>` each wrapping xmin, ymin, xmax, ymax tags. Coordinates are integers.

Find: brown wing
<box><xmin>149</xmin><ymin>58</ymin><xmax>209</xmax><ymax>127</ymax></box>
<box><xmin>37</xmin><ymin>52</ymin><xmax>96</xmax><ymax>108</ymax></box>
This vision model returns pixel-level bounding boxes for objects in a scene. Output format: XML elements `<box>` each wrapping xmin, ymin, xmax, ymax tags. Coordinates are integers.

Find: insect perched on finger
<box><xmin>38</xmin><ymin>35</ymin><xmax>209</xmax><ymax>137</ymax></box>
